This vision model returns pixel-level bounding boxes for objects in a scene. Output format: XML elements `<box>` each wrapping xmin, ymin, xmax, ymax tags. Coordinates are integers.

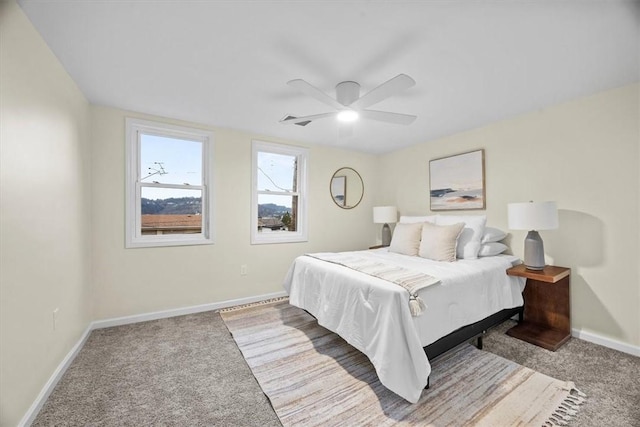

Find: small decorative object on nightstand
<box><xmin>506</xmin><ymin>264</ymin><xmax>571</xmax><ymax>351</ymax></box>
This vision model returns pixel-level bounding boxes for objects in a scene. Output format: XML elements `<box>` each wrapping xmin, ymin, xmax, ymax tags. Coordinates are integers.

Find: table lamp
<box><xmin>373</xmin><ymin>206</ymin><xmax>397</xmax><ymax>247</ymax></box>
<box><xmin>508</xmin><ymin>201</ymin><xmax>559</xmax><ymax>270</ymax></box>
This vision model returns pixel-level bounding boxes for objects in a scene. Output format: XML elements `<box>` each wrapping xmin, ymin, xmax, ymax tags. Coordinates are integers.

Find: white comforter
<box><xmin>283</xmin><ymin>249</ymin><xmax>524</xmax><ymax>403</ymax></box>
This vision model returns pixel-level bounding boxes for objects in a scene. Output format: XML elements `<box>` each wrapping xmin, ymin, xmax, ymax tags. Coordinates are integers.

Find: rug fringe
<box><xmin>218</xmin><ymin>296</ymin><xmax>289</xmax><ymax>313</ymax></box>
<box><xmin>543</xmin><ymin>383</ymin><xmax>586</xmax><ymax>427</ymax></box>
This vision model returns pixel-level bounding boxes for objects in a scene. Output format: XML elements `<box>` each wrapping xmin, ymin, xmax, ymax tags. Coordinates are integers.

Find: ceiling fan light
<box><xmin>337</xmin><ymin>110</ymin><xmax>359</xmax><ymax>122</ymax></box>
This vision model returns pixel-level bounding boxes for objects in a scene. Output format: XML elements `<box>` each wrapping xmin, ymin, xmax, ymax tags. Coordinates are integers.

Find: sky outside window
<box><xmin>140</xmin><ymin>134</ymin><xmax>202</xmax><ymax>199</ymax></box>
<box><xmin>257</xmin><ymin>151</ymin><xmax>296</xmax><ymax>207</ymax></box>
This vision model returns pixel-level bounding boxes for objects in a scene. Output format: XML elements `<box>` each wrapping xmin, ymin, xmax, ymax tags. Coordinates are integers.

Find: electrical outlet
<box><xmin>53</xmin><ymin>308</ymin><xmax>59</xmax><ymax>331</ymax></box>
<box><xmin>240</xmin><ymin>265</ymin><xmax>248</xmax><ymax>276</ymax></box>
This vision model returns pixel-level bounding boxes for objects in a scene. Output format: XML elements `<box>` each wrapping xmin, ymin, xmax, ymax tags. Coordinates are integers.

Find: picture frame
<box><xmin>429</xmin><ymin>149</ymin><xmax>485</xmax><ymax>211</ymax></box>
<box><xmin>331</xmin><ymin>175</ymin><xmax>346</xmax><ymax>207</ymax></box>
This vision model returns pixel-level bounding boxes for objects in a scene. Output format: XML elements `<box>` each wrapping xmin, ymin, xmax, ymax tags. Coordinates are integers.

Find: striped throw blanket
<box><xmin>305</xmin><ymin>252</ymin><xmax>440</xmax><ymax>316</ymax></box>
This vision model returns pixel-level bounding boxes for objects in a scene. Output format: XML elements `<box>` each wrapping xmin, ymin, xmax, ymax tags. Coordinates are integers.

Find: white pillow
<box><xmin>418</xmin><ymin>221</ymin><xmax>465</xmax><ymax>262</ymax></box>
<box><xmin>399</xmin><ymin>215</ymin><xmax>437</xmax><ymax>224</ymax></box>
<box><xmin>388</xmin><ymin>222</ymin><xmax>423</xmax><ymax>256</ymax></box>
<box><xmin>482</xmin><ymin>227</ymin><xmax>507</xmax><ymax>243</ymax></box>
<box><xmin>435</xmin><ymin>215</ymin><xmax>487</xmax><ymax>259</ymax></box>
<box><xmin>478</xmin><ymin>242</ymin><xmax>509</xmax><ymax>257</ymax></box>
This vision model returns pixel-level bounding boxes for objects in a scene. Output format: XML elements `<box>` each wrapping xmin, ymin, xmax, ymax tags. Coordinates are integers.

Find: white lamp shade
<box><xmin>373</xmin><ymin>206</ymin><xmax>397</xmax><ymax>224</ymax></box>
<box><xmin>508</xmin><ymin>201</ymin><xmax>559</xmax><ymax>231</ymax></box>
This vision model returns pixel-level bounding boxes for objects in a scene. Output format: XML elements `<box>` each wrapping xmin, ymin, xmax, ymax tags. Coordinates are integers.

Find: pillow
<box><xmin>435</xmin><ymin>215</ymin><xmax>487</xmax><ymax>259</ymax></box>
<box><xmin>399</xmin><ymin>215</ymin><xmax>437</xmax><ymax>224</ymax></box>
<box><xmin>478</xmin><ymin>242</ymin><xmax>509</xmax><ymax>257</ymax></box>
<box><xmin>418</xmin><ymin>221</ymin><xmax>465</xmax><ymax>262</ymax></box>
<box><xmin>482</xmin><ymin>227</ymin><xmax>507</xmax><ymax>243</ymax></box>
<box><xmin>388</xmin><ymin>223</ymin><xmax>423</xmax><ymax>256</ymax></box>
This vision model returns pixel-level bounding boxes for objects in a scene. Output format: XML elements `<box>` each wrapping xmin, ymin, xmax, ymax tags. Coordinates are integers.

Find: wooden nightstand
<box><xmin>506</xmin><ymin>264</ymin><xmax>571</xmax><ymax>351</ymax></box>
<box><xmin>369</xmin><ymin>245</ymin><xmax>387</xmax><ymax>249</ymax></box>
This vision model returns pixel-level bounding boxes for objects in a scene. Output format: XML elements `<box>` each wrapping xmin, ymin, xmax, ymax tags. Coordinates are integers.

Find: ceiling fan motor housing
<box><xmin>336</xmin><ymin>81</ymin><xmax>361</xmax><ymax>107</ymax></box>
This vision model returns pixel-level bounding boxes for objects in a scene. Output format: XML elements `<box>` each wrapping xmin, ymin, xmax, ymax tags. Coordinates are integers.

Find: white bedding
<box><xmin>283</xmin><ymin>248</ymin><xmax>525</xmax><ymax>403</ymax></box>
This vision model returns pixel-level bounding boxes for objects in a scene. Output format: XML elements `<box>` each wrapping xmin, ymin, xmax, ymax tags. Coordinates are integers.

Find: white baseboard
<box><xmin>20</xmin><ymin>291</ymin><xmax>288</xmax><ymax>426</ymax></box>
<box><xmin>572</xmin><ymin>328</ymin><xmax>640</xmax><ymax>357</ymax></box>
<box><xmin>91</xmin><ymin>291</ymin><xmax>288</xmax><ymax>329</ymax></box>
<box><xmin>19</xmin><ymin>324</ymin><xmax>93</xmax><ymax>427</ymax></box>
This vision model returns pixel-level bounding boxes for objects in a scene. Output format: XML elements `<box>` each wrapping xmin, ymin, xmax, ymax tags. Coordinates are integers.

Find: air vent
<box><xmin>283</xmin><ymin>115</ymin><xmax>311</xmax><ymax>127</ymax></box>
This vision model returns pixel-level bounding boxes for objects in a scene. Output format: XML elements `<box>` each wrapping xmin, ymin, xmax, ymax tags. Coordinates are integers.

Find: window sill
<box><xmin>126</xmin><ymin>235</ymin><xmax>214</xmax><ymax>249</ymax></box>
<box><xmin>251</xmin><ymin>234</ymin><xmax>308</xmax><ymax>245</ymax></box>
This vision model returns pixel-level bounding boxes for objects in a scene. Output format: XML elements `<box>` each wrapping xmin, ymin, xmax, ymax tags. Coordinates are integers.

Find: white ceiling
<box><xmin>18</xmin><ymin>1</ymin><xmax>639</xmax><ymax>154</ymax></box>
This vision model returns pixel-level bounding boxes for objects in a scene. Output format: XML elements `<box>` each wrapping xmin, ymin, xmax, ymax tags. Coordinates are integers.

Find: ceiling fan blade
<box><xmin>349</xmin><ymin>74</ymin><xmax>416</xmax><ymax>110</ymax></box>
<box><xmin>360</xmin><ymin>109</ymin><xmax>417</xmax><ymax>125</ymax></box>
<box><xmin>287</xmin><ymin>79</ymin><xmax>345</xmax><ymax>110</ymax></box>
<box><xmin>279</xmin><ymin>112</ymin><xmax>337</xmax><ymax>125</ymax></box>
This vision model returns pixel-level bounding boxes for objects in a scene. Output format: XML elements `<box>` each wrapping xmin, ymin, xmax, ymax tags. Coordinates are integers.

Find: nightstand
<box><xmin>506</xmin><ymin>264</ymin><xmax>571</xmax><ymax>351</ymax></box>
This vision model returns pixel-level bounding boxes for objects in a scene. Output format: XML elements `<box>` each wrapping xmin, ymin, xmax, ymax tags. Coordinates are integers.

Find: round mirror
<box><xmin>330</xmin><ymin>167</ymin><xmax>364</xmax><ymax>209</ymax></box>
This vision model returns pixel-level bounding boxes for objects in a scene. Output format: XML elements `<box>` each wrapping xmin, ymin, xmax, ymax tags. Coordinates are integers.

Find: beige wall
<box><xmin>90</xmin><ymin>106</ymin><xmax>379</xmax><ymax>320</ymax></box>
<box><xmin>0</xmin><ymin>2</ymin><xmax>93</xmax><ymax>425</ymax></box>
<box><xmin>378</xmin><ymin>84</ymin><xmax>640</xmax><ymax>347</ymax></box>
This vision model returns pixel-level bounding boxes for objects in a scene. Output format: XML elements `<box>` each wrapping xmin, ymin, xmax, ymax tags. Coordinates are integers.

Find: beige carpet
<box><xmin>221</xmin><ymin>299</ymin><xmax>586</xmax><ymax>426</ymax></box>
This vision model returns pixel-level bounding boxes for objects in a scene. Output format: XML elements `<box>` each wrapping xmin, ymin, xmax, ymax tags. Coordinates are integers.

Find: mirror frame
<box><xmin>330</xmin><ymin>167</ymin><xmax>364</xmax><ymax>209</ymax></box>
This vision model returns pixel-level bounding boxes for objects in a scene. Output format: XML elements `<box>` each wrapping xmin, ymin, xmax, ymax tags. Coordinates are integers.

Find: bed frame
<box><xmin>422</xmin><ymin>305</ymin><xmax>524</xmax><ymax>389</ymax></box>
<box><xmin>304</xmin><ymin>304</ymin><xmax>524</xmax><ymax>390</ymax></box>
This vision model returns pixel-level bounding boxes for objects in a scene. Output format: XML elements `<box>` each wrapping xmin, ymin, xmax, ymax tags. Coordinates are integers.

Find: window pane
<box><xmin>257</xmin><ymin>151</ymin><xmax>297</xmax><ymax>192</ymax></box>
<box><xmin>257</xmin><ymin>194</ymin><xmax>297</xmax><ymax>233</ymax></box>
<box><xmin>140</xmin><ymin>133</ymin><xmax>202</xmax><ymax>185</ymax></box>
<box><xmin>141</xmin><ymin>187</ymin><xmax>202</xmax><ymax>235</ymax></box>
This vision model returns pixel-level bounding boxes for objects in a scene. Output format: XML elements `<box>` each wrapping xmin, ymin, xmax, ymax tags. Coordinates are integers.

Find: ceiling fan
<box><xmin>280</xmin><ymin>74</ymin><xmax>417</xmax><ymax>127</ymax></box>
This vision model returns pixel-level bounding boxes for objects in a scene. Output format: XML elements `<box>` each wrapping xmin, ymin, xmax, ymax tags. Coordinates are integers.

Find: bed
<box><xmin>282</xmin><ymin>216</ymin><xmax>526</xmax><ymax>403</ymax></box>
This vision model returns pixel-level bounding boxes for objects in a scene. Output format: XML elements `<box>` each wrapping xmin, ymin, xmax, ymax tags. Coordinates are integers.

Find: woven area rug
<box><xmin>220</xmin><ymin>299</ymin><xmax>585</xmax><ymax>426</ymax></box>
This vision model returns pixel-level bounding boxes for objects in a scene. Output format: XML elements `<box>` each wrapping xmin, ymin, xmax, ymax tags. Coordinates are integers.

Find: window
<box><xmin>126</xmin><ymin>118</ymin><xmax>214</xmax><ymax>248</ymax></box>
<box><xmin>251</xmin><ymin>140</ymin><xmax>308</xmax><ymax>244</ymax></box>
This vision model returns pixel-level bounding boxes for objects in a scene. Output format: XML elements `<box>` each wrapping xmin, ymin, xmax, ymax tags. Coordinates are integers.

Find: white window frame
<box><xmin>125</xmin><ymin>118</ymin><xmax>215</xmax><ymax>248</ymax></box>
<box><xmin>251</xmin><ymin>140</ymin><xmax>308</xmax><ymax>245</ymax></box>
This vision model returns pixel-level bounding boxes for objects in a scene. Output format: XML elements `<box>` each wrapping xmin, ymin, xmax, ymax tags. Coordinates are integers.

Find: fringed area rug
<box><xmin>220</xmin><ymin>299</ymin><xmax>585</xmax><ymax>426</ymax></box>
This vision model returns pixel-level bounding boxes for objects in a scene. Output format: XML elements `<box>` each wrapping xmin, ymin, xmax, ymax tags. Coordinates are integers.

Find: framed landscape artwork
<box><xmin>429</xmin><ymin>149</ymin><xmax>485</xmax><ymax>211</ymax></box>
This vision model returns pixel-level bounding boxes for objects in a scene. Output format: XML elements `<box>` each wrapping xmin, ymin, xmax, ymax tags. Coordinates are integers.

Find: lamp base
<box><xmin>524</xmin><ymin>230</ymin><xmax>546</xmax><ymax>270</ymax></box>
<box><xmin>381</xmin><ymin>223</ymin><xmax>391</xmax><ymax>247</ymax></box>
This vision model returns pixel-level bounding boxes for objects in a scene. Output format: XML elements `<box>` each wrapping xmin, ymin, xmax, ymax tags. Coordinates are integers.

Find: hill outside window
<box><xmin>251</xmin><ymin>140</ymin><xmax>308</xmax><ymax>244</ymax></box>
<box><xmin>125</xmin><ymin>118</ymin><xmax>214</xmax><ymax>248</ymax></box>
